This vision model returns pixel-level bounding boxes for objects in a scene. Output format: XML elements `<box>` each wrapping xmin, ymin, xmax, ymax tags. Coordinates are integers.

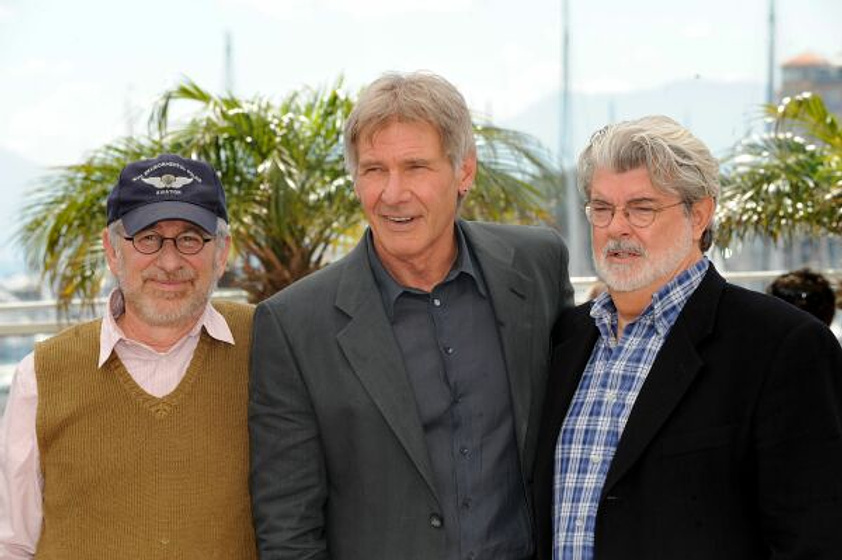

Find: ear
<box><xmin>690</xmin><ymin>197</ymin><xmax>715</xmax><ymax>242</ymax></box>
<box><xmin>102</xmin><ymin>228</ymin><xmax>119</xmax><ymax>275</ymax></box>
<box><xmin>216</xmin><ymin>236</ymin><xmax>232</xmax><ymax>279</ymax></box>
<box><xmin>456</xmin><ymin>150</ymin><xmax>477</xmax><ymax>196</ymax></box>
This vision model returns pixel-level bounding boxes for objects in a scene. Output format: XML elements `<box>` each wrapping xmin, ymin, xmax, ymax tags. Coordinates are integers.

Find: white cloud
<box><xmin>219</xmin><ymin>0</ymin><xmax>309</xmax><ymax>20</ymax></box>
<box><xmin>1</xmin><ymin>81</ymin><xmax>124</xmax><ymax>166</ymax></box>
<box><xmin>575</xmin><ymin>78</ymin><xmax>636</xmax><ymax>95</ymax></box>
<box><xmin>221</xmin><ymin>0</ymin><xmax>473</xmax><ymax>20</ymax></box>
<box><xmin>0</xmin><ymin>2</ymin><xmax>14</xmax><ymax>22</ymax></box>
<box><xmin>7</xmin><ymin>57</ymin><xmax>75</xmax><ymax>79</ymax></box>
<box><xmin>680</xmin><ymin>23</ymin><xmax>713</xmax><ymax>40</ymax></box>
<box><xmin>461</xmin><ymin>42</ymin><xmax>560</xmax><ymax>122</ymax></box>
<box><xmin>325</xmin><ymin>0</ymin><xmax>474</xmax><ymax>14</ymax></box>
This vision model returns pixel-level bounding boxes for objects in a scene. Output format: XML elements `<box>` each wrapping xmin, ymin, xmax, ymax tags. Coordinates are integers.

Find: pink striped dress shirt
<box><xmin>0</xmin><ymin>291</ymin><xmax>235</xmax><ymax>559</ymax></box>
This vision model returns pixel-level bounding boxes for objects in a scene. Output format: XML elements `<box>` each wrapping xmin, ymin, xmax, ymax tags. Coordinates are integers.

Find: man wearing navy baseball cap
<box><xmin>0</xmin><ymin>154</ymin><xmax>258</xmax><ymax>559</ymax></box>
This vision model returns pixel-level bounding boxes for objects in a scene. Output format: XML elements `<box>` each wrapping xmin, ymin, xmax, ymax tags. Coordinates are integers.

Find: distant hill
<box><xmin>0</xmin><ymin>149</ymin><xmax>44</xmax><ymax>277</ymax></box>
<box><xmin>500</xmin><ymin>78</ymin><xmax>767</xmax><ymax>162</ymax></box>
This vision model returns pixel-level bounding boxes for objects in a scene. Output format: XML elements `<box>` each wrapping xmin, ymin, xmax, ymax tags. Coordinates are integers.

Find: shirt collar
<box><xmin>366</xmin><ymin>222</ymin><xmax>487</xmax><ymax>320</ymax></box>
<box><xmin>98</xmin><ymin>288</ymin><xmax>235</xmax><ymax>367</ymax></box>
<box><xmin>590</xmin><ymin>256</ymin><xmax>710</xmax><ymax>339</ymax></box>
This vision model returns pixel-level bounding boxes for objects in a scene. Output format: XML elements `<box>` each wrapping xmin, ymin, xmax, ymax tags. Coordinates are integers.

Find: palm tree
<box><xmin>18</xmin><ymin>78</ymin><xmax>561</xmax><ymax>307</ymax></box>
<box><xmin>716</xmin><ymin>92</ymin><xmax>842</xmax><ymax>248</ymax></box>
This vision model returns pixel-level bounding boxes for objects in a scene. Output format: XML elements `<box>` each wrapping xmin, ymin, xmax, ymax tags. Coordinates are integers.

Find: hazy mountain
<box><xmin>500</xmin><ymin>78</ymin><xmax>767</xmax><ymax>162</ymax></box>
<box><xmin>0</xmin><ymin>149</ymin><xmax>44</xmax><ymax>277</ymax></box>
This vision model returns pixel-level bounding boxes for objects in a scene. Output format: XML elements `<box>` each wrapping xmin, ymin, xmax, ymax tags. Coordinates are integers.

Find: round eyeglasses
<box><xmin>584</xmin><ymin>200</ymin><xmax>686</xmax><ymax>228</ymax></box>
<box><xmin>123</xmin><ymin>231</ymin><xmax>213</xmax><ymax>255</ymax></box>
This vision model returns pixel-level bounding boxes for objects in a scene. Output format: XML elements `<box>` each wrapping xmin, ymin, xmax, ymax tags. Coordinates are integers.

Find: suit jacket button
<box><xmin>429</xmin><ymin>513</ymin><xmax>444</xmax><ymax>528</ymax></box>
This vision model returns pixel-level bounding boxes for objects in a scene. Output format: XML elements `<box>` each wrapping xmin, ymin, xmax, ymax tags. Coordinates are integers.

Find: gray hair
<box><xmin>108</xmin><ymin>217</ymin><xmax>229</xmax><ymax>260</ymax></box>
<box><xmin>343</xmin><ymin>71</ymin><xmax>476</xmax><ymax>176</ymax></box>
<box><xmin>577</xmin><ymin>115</ymin><xmax>720</xmax><ymax>251</ymax></box>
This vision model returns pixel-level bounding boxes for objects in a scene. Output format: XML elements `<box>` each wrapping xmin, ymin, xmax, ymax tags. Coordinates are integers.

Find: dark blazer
<box><xmin>534</xmin><ymin>265</ymin><xmax>842</xmax><ymax>560</ymax></box>
<box><xmin>250</xmin><ymin>220</ymin><xmax>573</xmax><ymax>560</ymax></box>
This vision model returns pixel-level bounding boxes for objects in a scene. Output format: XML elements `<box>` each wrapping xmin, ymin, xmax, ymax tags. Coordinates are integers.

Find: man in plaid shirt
<box><xmin>533</xmin><ymin>115</ymin><xmax>842</xmax><ymax>560</ymax></box>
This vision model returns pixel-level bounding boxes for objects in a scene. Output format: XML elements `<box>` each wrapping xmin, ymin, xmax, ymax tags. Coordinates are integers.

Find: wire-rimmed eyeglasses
<box><xmin>584</xmin><ymin>200</ymin><xmax>686</xmax><ymax>228</ymax></box>
<box><xmin>123</xmin><ymin>231</ymin><xmax>213</xmax><ymax>255</ymax></box>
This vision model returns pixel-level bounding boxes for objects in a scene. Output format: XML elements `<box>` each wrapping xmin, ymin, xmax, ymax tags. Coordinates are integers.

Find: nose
<box><xmin>604</xmin><ymin>207</ymin><xmax>633</xmax><ymax>237</ymax></box>
<box><xmin>155</xmin><ymin>239</ymin><xmax>185</xmax><ymax>270</ymax></box>
<box><xmin>380</xmin><ymin>171</ymin><xmax>411</xmax><ymax>205</ymax></box>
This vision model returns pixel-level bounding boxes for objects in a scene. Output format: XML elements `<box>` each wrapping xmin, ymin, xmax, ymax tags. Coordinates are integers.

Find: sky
<box><xmin>0</xmin><ymin>0</ymin><xmax>839</xmax><ymax>278</ymax></box>
<box><xmin>1</xmin><ymin>0</ymin><xmax>841</xmax><ymax>167</ymax></box>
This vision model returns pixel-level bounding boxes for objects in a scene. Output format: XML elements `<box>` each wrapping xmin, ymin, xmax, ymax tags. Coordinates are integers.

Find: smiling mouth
<box><xmin>384</xmin><ymin>215</ymin><xmax>415</xmax><ymax>224</ymax></box>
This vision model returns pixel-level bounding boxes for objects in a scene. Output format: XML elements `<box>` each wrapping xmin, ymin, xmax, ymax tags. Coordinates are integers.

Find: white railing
<box><xmin>0</xmin><ymin>271</ymin><xmax>838</xmax><ymax>337</ymax></box>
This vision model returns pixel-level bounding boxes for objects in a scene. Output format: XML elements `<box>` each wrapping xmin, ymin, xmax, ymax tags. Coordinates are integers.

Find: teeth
<box><xmin>387</xmin><ymin>216</ymin><xmax>412</xmax><ymax>223</ymax></box>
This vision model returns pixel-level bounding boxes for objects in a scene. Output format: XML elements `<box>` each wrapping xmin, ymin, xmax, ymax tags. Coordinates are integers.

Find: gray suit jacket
<box><xmin>249</xmin><ymin>220</ymin><xmax>573</xmax><ymax>560</ymax></box>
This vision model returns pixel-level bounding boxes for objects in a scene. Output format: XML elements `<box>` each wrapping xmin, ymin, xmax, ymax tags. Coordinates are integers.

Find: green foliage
<box><xmin>150</xmin><ymin>78</ymin><xmax>360</xmax><ymax>302</ymax></box>
<box><xmin>17</xmin><ymin>78</ymin><xmax>560</xmax><ymax>307</ymax></box>
<box><xmin>717</xmin><ymin>93</ymin><xmax>842</xmax><ymax>248</ymax></box>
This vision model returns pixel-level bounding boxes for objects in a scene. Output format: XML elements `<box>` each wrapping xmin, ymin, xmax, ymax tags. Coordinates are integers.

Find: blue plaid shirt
<box><xmin>552</xmin><ymin>257</ymin><xmax>709</xmax><ymax>560</ymax></box>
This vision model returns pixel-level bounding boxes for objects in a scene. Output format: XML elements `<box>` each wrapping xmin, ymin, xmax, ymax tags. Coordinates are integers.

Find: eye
<box><xmin>137</xmin><ymin>232</ymin><xmax>160</xmax><ymax>243</ymax></box>
<box><xmin>136</xmin><ymin>232</ymin><xmax>161</xmax><ymax>246</ymax></box>
<box><xmin>177</xmin><ymin>233</ymin><xmax>204</xmax><ymax>249</ymax></box>
<box><xmin>627</xmin><ymin>204</ymin><xmax>657</xmax><ymax>214</ymax></box>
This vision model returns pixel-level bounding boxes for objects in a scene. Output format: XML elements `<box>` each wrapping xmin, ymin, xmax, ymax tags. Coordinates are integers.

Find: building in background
<box><xmin>780</xmin><ymin>52</ymin><xmax>842</xmax><ymax>115</ymax></box>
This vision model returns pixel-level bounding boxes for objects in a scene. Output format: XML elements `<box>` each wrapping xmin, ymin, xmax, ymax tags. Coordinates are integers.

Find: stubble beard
<box><xmin>116</xmin><ymin>256</ymin><xmax>219</xmax><ymax>328</ymax></box>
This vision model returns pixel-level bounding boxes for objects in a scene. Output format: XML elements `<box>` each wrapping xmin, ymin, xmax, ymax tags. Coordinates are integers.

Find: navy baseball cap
<box><xmin>106</xmin><ymin>154</ymin><xmax>228</xmax><ymax>236</ymax></box>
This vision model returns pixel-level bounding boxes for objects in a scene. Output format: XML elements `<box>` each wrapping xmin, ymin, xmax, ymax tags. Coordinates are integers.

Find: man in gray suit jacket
<box><xmin>249</xmin><ymin>71</ymin><xmax>574</xmax><ymax>560</ymax></box>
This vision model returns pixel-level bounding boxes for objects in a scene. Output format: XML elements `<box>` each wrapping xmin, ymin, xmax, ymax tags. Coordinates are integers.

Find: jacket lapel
<box><xmin>602</xmin><ymin>267</ymin><xmax>725</xmax><ymax>494</ymax></box>
<box><xmin>334</xmin><ymin>239</ymin><xmax>439</xmax><ymax>503</ymax></box>
<box><xmin>461</xmin><ymin>221</ymin><xmax>536</xmax><ymax>464</ymax></box>
<box><xmin>543</xmin><ymin>307</ymin><xmax>600</xmax><ymax>444</ymax></box>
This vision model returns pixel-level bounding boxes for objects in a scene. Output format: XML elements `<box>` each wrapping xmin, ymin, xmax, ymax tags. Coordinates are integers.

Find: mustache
<box><xmin>602</xmin><ymin>239</ymin><xmax>647</xmax><ymax>258</ymax></box>
<box><xmin>141</xmin><ymin>268</ymin><xmax>196</xmax><ymax>282</ymax></box>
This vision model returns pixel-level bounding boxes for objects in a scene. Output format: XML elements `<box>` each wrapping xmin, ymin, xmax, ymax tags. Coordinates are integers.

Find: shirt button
<box><xmin>461</xmin><ymin>498</ymin><xmax>472</xmax><ymax>509</ymax></box>
<box><xmin>429</xmin><ymin>513</ymin><xmax>444</xmax><ymax>528</ymax></box>
<box><xmin>444</xmin><ymin>346</ymin><xmax>454</xmax><ymax>355</ymax></box>
<box><xmin>575</xmin><ymin>519</ymin><xmax>585</xmax><ymax>528</ymax></box>
<box><xmin>459</xmin><ymin>446</ymin><xmax>469</xmax><ymax>456</ymax></box>
<box><xmin>590</xmin><ymin>452</ymin><xmax>601</xmax><ymax>463</ymax></box>
<box><xmin>432</xmin><ymin>298</ymin><xmax>442</xmax><ymax>307</ymax></box>
<box><xmin>605</xmin><ymin>391</ymin><xmax>616</xmax><ymax>403</ymax></box>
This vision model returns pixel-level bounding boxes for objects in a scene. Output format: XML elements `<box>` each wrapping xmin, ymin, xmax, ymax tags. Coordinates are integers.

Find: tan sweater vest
<box><xmin>34</xmin><ymin>301</ymin><xmax>257</xmax><ymax>560</ymax></box>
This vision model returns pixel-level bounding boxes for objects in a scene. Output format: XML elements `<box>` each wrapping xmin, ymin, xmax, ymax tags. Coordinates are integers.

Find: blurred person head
<box><xmin>586</xmin><ymin>280</ymin><xmax>608</xmax><ymax>301</ymax></box>
<box><xmin>767</xmin><ymin>268</ymin><xmax>836</xmax><ymax>326</ymax></box>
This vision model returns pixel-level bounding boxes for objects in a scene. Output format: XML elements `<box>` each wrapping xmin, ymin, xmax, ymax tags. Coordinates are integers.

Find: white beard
<box><xmin>593</xmin><ymin>221</ymin><xmax>694</xmax><ymax>293</ymax></box>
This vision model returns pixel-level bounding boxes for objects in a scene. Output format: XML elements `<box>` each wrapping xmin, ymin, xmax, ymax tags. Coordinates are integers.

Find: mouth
<box><xmin>146</xmin><ymin>280</ymin><xmax>192</xmax><ymax>296</ymax></box>
<box><xmin>143</xmin><ymin>272</ymin><xmax>196</xmax><ymax>294</ymax></box>
<box><xmin>603</xmin><ymin>240</ymin><xmax>645</xmax><ymax>263</ymax></box>
<box><xmin>608</xmin><ymin>250</ymin><xmax>642</xmax><ymax>259</ymax></box>
<box><xmin>382</xmin><ymin>215</ymin><xmax>417</xmax><ymax>225</ymax></box>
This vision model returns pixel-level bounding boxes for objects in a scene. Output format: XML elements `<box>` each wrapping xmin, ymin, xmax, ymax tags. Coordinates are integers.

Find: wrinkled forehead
<box><xmin>358</xmin><ymin>116</ymin><xmax>442</xmax><ymax>147</ymax></box>
<box><xmin>590</xmin><ymin>166</ymin><xmax>670</xmax><ymax>201</ymax></box>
